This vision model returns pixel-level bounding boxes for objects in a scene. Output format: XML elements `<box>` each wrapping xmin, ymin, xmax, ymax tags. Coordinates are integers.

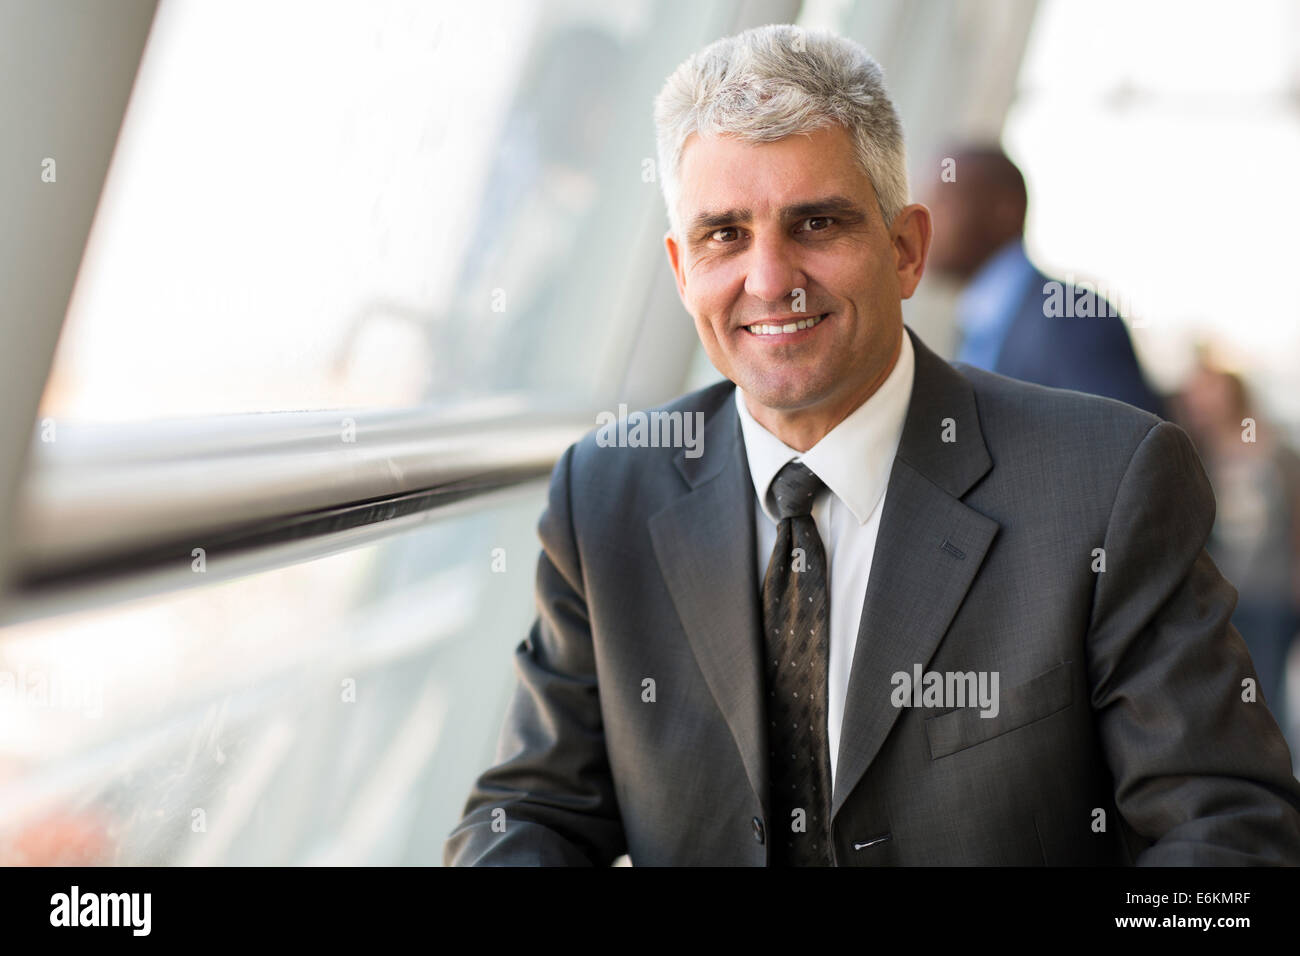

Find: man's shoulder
<box><xmin>566</xmin><ymin>377</ymin><xmax>738</xmax><ymax>484</ymax></box>
<box><xmin>956</xmin><ymin>357</ymin><xmax>1158</xmax><ymax>423</ymax></box>
<box><xmin>950</xmin><ymin>357</ymin><xmax>1172</xmax><ymax>480</ymax></box>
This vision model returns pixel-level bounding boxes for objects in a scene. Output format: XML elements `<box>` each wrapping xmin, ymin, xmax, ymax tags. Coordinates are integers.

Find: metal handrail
<box><xmin>9</xmin><ymin>396</ymin><xmax>593</xmax><ymax>600</ymax></box>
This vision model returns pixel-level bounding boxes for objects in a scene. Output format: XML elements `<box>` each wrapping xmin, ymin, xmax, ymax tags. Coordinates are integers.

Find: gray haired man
<box><xmin>446</xmin><ymin>24</ymin><xmax>1300</xmax><ymax>866</ymax></box>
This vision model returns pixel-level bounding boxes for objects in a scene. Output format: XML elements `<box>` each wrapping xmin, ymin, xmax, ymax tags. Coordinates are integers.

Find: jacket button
<box><xmin>752</xmin><ymin>816</ymin><xmax>765</xmax><ymax>844</ymax></box>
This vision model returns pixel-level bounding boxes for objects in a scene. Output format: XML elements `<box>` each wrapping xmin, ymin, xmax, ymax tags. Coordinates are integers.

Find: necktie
<box><xmin>761</xmin><ymin>460</ymin><xmax>833</xmax><ymax>866</ymax></box>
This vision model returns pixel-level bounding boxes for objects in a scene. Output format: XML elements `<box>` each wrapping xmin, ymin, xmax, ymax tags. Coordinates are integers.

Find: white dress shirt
<box><xmin>734</xmin><ymin>329</ymin><xmax>915</xmax><ymax>787</ymax></box>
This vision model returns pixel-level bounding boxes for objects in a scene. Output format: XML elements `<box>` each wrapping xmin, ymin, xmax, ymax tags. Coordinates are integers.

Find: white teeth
<box><xmin>746</xmin><ymin>313</ymin><xmax>825</xmax><ymax>335</ymax></box>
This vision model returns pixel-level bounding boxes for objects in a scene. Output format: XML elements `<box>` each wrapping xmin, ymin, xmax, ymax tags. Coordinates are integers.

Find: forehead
<box><xmin>676</xmin><ymin>124</ymin><xmax>872</xmax><ymax>217</ymax></box>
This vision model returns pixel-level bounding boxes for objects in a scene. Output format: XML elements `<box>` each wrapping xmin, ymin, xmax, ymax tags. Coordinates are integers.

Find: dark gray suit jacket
<box><xmin>445</xmin><ymin>325</ymin><xmax>1300</xmax><ymax>865</ymax></box>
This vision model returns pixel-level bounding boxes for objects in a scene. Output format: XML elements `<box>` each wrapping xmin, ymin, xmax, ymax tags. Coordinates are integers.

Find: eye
<box><xmin>798</xmin><ymin>216</ymin><xmax>835</xmax><ymax>233</ymax></box>
<box><xmin>709</xmin><ymin>227</ymin><xmax>740</xmax><ymax>242</ymax></box>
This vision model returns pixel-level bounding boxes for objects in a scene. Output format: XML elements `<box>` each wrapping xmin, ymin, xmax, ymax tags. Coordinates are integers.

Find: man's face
<box><xmin>921</xmin><ymin>157</ymin><xmax>1024</xmax><ymax>280</ymax></box>
<box><xmin>664</xmin><ymin>124</ymin><xmax>927</xmax><ymax>425</ymax></box>
<box><xmin>923</xmin><ymin>177</ymin><xmax>987</xmax><ymax>278</ymax></box>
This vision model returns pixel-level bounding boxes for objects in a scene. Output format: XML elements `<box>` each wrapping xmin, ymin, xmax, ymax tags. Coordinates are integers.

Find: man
<box><xmin>445</xmin><ymin>25</ymin><xmax>1300</xmax><ymax>865</ymax></box>
<box><xmin>923</xmin><ymin>146</ymin><xmax>1166</xmax><ymax>418</ymax></box>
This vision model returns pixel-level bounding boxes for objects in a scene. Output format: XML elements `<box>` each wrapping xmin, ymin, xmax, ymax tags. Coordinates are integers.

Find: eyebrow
<box><xmin>688</xmin><ymin>195</ymin><xmax>867</xmax><ymax>235</ymax></box>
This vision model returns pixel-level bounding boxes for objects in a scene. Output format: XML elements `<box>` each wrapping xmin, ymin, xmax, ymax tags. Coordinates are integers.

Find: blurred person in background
<box><xmin>1174</xmin><ymin>354</ymin><xmax>1300</xmax><ymax>752</ymax></box>
<box><xmin>922</xmin><ymin>145</ymin><xmax>1166</xmax><ymax>418</ymax></box>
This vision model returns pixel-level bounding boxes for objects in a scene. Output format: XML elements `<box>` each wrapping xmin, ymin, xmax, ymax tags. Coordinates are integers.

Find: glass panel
<box><xmin>1004</xmin><ymin>0</ymin><xmax>1300</xmax><ymax>426</ymax></box>
<box><xmin>41</xmin><ymin>0</ymin><xmax>725</xmax><ymax>422</ymax></box>
<box><xmin>0</xmin><ymin>486</ymin><xmax>545</xmax><ymax>865</ymax></box>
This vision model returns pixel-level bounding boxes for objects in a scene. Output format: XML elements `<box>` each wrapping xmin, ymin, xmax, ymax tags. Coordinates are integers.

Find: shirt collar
<box><xmin>734</xmin><ymin>328</ymin><xmax>915</xmax><ymax>526</ymax></box>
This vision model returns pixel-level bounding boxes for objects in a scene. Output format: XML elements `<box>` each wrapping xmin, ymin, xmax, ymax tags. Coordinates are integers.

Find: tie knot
<box><xmin>769</xmin><ymin>460</ymin><xmax>824</xmax><ymax>520</ymax></box>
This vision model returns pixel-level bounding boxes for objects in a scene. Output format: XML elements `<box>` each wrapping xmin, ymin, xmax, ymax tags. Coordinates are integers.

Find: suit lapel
<box><xmin>831</xmin><ymin>327</ymin><xmax>1000</xmax><ymax>821</ymax></box>
<box><xmin>648</xmin><ymin>393</ymin><xmax>768</xmax><ymax>812</ymax></box>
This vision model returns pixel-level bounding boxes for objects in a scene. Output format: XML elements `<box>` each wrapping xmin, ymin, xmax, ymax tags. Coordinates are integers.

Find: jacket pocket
<box><xmin>925</xmin><ymin>660</ymin><xmax>1073</xmax><ymax>759</ymax></box>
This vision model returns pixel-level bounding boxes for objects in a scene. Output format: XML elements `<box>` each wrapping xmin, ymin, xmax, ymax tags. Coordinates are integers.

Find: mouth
<box><xmin>741</xmin><ymin>312</ymin><xmax>830</xmax><ymax>338</ymax></box>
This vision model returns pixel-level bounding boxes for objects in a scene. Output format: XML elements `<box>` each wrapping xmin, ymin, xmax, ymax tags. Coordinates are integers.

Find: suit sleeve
<box><xmin>443</xmin><ymin>442</ymin><xmax>627</xmax><ymax>866</ymax></box>
<box><xmin>1087</xmin><ymin>420</ymin><xmax>1300</xmax><ymax>864</ymax></box>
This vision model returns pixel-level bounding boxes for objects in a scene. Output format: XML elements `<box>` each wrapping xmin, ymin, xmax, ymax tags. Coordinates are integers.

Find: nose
<box><xmin>743</xmin><ymin>233</ymin><xmax>807</xmax><ymax>307</ymax></box>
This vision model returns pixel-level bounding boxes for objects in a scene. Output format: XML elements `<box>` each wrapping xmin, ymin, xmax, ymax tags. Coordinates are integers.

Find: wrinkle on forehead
<box><xmin>676</xmin><ymin>127</ymin><xmax>876</xmax><ymax>232</ymax></box>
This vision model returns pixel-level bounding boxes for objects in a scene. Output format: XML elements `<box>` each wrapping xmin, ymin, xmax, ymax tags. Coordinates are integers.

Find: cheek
<box><xmin>687</xmin><ymin>263</ymin><xmax>742</xmax><ymax>329</ymax></box>
<box><xmin>692</xmin><ymin>313</ymin><xmax>718</xmax><ymax>347</ymax></box>
<box><xmin>818</xmin><ymin>256</ymin><xmax>886</xmax><ymax>317</ymax></box>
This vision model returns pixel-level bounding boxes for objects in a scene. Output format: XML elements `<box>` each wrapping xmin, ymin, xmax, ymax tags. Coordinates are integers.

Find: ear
<box><xmin>891</xmin><ymin>203</ymin><xmax>932</xmax><ymax>299</ymax></box>
<box><xmin>664</xmin><ymin>229</ymin><xmax>688</xmax><ymax>305</ymax></box>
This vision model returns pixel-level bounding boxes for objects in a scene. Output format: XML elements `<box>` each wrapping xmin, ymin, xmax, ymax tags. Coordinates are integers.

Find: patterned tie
<box><xmin>762</xmin><ymin>460</ymin><xmax>833</xmax><ymax>866</ymax></box>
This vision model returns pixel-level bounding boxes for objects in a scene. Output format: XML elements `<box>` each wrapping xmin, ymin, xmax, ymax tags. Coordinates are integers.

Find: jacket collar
<box><xmin>667</xmin><ymin>325</ymin><xmax>990</xmax><ymax>497</ymax></box>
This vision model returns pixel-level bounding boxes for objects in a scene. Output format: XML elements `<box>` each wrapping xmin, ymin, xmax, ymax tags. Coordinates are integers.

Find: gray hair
<box><xmin>653</xmin><ymin>24</ymin><xmax>909</xmax><ymax>237</ymax></box>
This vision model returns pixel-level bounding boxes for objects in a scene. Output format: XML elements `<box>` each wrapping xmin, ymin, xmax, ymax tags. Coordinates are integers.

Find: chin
<box><xmin>742</xmin><ymin>377</ymin><xmax>832</xmax><ymax>412</ymax></box>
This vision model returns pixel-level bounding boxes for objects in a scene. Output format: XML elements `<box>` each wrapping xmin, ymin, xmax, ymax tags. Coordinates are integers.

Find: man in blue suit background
<box><xmin>924</xmin><ymin>146</ymin><xmax>1165</xmax><ymax>418</ymax></box>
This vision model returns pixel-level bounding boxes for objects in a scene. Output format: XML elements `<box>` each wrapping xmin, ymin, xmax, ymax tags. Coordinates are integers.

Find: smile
<box><xmin>743</xmin><ymin>313</ymin><xmax>829</xmax><ymax>336</ymax></box>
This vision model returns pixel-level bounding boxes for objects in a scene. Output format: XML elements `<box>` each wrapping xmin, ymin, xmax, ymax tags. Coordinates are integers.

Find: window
<box><xmin>0</xmin><ymin>488</ymin><xmax>544</xmax><ymax>865</ymax></box>
<box><xmin>41</xmin><ymin>0</ymin><xmax>719</xmax><ymax>421</ymax></box>
<box><xmin>5</xmin><ymin>0</ymin><xmax>760</xmax><ymax>866</ymax></box>
<box><xmin>1004</xmin><ymin>0</ymin><xmax>1300</xmax><ymax>427</ymax></box>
